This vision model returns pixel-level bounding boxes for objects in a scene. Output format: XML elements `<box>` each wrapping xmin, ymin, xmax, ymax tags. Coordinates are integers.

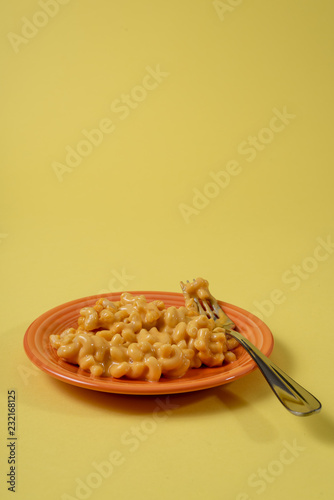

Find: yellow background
<box><xmin>1</xmin><ymin>1</ymin><xmax>334</xmax><ymax>499</ymax></box>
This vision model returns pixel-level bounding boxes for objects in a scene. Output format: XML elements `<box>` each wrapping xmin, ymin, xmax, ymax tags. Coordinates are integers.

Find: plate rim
<box><xmin>23</xmin><ymin>291</ymin><xmax>274</xmax><ymax>395</ymax></box>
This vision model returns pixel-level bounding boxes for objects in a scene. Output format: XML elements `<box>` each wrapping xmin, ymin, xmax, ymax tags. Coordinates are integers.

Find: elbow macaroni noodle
<box><xmin>50</xmin><ymin>278</ymin><xmax>238</xmax><ymax>381</ymax></box>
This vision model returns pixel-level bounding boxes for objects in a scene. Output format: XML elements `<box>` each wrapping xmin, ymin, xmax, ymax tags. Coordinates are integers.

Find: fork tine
<box><xmin>207</xmin><ymin>298</ymin><xmax>223</xmax><ymax>318</ymax></box>
<box><xmin>193</xmin><ymin>297</ymin><xmax>219</xmax><ymax>320</ymax></box>
<box><xmin>198</xmin><ymin>298</ymin><xmax>220</xmax><ymax>320</ymax></box>
<box><xmin>193</xmin><ymin>297</ymin><xmax>205</xmax><ymax>316</ymax></box>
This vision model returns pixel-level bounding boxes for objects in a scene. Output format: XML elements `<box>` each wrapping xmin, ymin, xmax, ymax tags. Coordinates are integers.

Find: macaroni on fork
<box><xmin>49</xmin><ymin>278</ymin><xmax>238</xmax><ymax>381</ymax></box>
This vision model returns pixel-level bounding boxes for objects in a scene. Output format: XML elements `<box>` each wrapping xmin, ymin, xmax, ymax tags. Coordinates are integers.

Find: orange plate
<box><xmin>23</xmin><ymin>291</ymin><xmax>274</xmax><ymax>395</ymax></box>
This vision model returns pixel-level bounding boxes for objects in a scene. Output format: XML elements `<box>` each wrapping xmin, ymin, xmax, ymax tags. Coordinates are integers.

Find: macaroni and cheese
<box><xmin>50</xmin><ymin>277</ymin><xmax>238</xmax><ymax>381</ymax></box>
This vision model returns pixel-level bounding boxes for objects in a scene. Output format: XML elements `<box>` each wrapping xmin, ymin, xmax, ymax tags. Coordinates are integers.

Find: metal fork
<box><xmin>181</xmin><ymin>282</ymin><xmax>322</xmax><ymax>416</ymax></box>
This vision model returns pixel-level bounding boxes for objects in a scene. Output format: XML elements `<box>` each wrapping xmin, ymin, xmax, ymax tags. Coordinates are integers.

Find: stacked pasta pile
<box><xmin>50</xmin><ymin>287</ymin><xmax>238</xmax><ymax>381</ymax></box>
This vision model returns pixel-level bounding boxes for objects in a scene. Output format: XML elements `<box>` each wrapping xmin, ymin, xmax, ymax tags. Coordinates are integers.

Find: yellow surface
<box><xmin>1</xmin><ymin>1</ymin><xmax>334</xmax><ymax>499</ymax></box>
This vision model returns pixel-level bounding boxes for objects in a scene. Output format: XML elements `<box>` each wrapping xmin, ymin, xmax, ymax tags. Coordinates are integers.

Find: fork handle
<box><xmin>226</xmin><ymin>329</ymin><xmax>322</xmax><ymax>416</ymax></box>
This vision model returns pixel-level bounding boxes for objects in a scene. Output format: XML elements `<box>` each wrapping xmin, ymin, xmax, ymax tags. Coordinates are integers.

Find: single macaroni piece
<box><xmin>50</xmin><ymin>278</ymin><xmax>238</xmax><ymax>381</ymax></box>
